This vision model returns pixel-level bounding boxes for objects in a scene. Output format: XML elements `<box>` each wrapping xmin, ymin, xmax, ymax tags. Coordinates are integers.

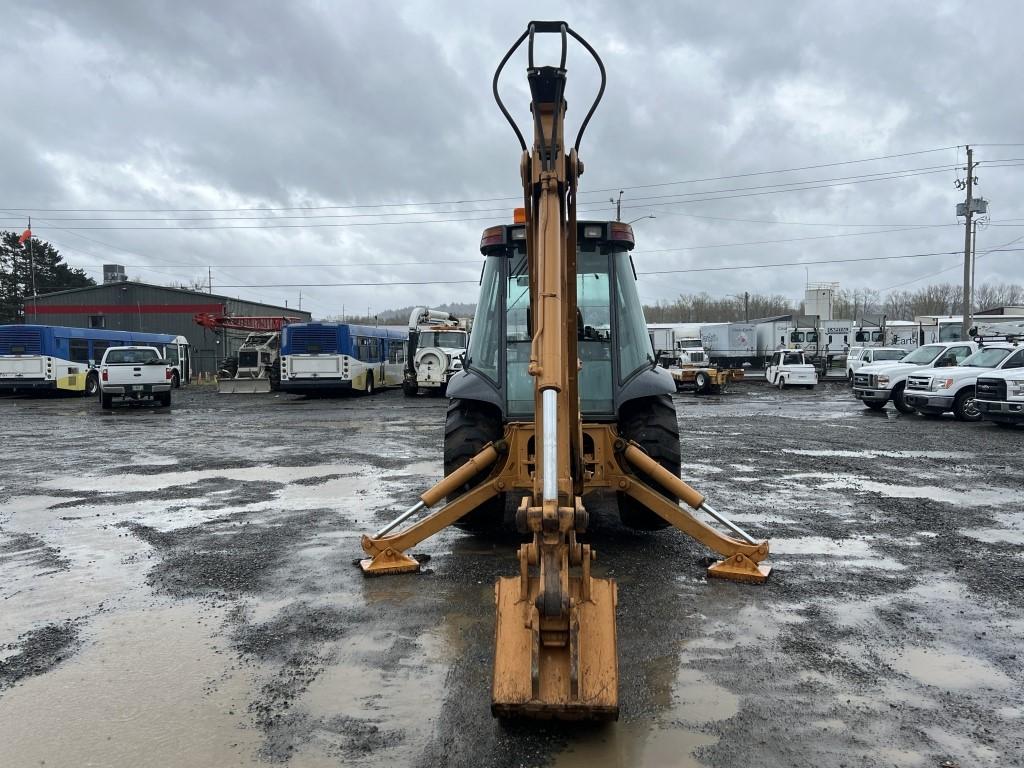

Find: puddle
<box><xmin>960</xmin><ymin>527</ymin><xmax>1024</xmax><ymax>546</ymax></box>
<box><xmin>779</xmin><ymin>473</ymin><xmax>1020</xmax><ymax>507</ymax></box>
<box><xmin>554</xmin><ymin>724</ymin><xmax>716</xmax><ymax>768</ymax></box>
<box><xmin>780</xmin><ymin>449</ymin><xmax>972</xmax><ymax>460</ymax></box>
<box><xmin>298</xmin><ymin>628</ymin><xmax>446</xmax><ymax>767</ymax></box>
<box><xmin>41</xmin><ymin>463</ymin><xmax>358</xmax><ymax>494</ymax></box>
<box><xmin>770</xmin><ymin>536</ymin><xmax>905</xmax><ymax>570</ymax></box>
<box><xmin>0</xmin><ymin>602</ymin><xmax>262</xmax><ymax>767</ymax></box>
<box><xmin>889</xmin><ymin>646</ymin><xmax>1013</xmax><ymax>691</ymax></box>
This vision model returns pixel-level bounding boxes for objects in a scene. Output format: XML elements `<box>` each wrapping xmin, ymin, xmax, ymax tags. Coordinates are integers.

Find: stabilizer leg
<box><xmin>618</xmin><ymin>442</ymin><xmax>772</xmax><ymax>584</ymax></box>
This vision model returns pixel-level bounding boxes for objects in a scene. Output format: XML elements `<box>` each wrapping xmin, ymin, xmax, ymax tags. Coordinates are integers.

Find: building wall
<box><xmin>24</xmin><ymin>283</ymin><xmax>311</xmax><ymax>374</ymax></box>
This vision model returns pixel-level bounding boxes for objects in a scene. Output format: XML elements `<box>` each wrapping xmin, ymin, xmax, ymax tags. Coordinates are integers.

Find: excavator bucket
<box><xmin>492</xmin><ymin>575</ymin><xmax>619</xmax><ymax>720</ymax></box>
<box><xmin>218</xmin><ymin>378</ymin><xmax>271</xmax><ymax>394</ymax></box>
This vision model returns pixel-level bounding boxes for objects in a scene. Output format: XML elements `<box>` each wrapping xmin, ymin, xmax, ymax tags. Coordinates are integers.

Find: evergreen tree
<box><xmin>0</xmin><ymin>231</ymin><xmax>95</xmax><ymax>323</ymax></box>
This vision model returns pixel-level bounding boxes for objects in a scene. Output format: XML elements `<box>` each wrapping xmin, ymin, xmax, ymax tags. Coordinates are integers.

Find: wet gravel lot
<box><xmin>1</xmin><ymin>383</ymin><xmax>1021</xmax><ymax>767</ymax></box>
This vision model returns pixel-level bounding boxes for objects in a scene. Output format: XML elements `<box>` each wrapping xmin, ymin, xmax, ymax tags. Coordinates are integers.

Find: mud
<box><xmin>0</xmin><ymin>382</ymin><xmax>1022</xmax><ymax>766</ymax></box>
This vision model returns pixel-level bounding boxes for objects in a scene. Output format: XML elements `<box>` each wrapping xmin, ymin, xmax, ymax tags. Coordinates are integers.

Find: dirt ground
<box><xmin>0</xmin><ymin>382</ymin><xmax>1021</xmax><ymax>767</ymax></box>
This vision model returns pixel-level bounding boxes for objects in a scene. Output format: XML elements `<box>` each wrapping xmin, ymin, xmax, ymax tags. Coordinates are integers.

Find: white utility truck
<box><xmin>851</xmin><ymin>341</ymin><xmax>977</xmax><ymax>413</ymax></box>
<box><xmin>846</xmin><ymin>347</ymin><xmax>907</xmax><ymax>380</ymax></box>
<box><xmin>976</xmin><ymin>366</ymin><xmax>1024</xmax><ymax>427</ymax></box>
<box><xmin>404</xmin><ymin>307</ymin><xmax>469</xmax><ymax>397</ymax></box>
<box><xmin>904</xmin><ymin>343</ymin><xmax>1024</xmax><ymax>421</ymax></box>
<box><xmin>98</xmin><ymin>346</ymin><xmax>173</xmax><ymax>409</ymax></box>
<box><xmin>765</xmin><ymin>349</ymin><xmax>818</xmax><ymax>389</ymax></box>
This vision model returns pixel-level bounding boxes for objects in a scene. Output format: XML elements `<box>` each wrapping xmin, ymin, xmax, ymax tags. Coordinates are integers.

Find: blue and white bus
<box><xmin>280</xmin><ymin>323</ymin><xmax>407</xmax><ymax>395</ymax></box>
<box><xmin>0</xmin><ymin>324</ymin><xmax>192</xmax><ymax>395</ymax></box>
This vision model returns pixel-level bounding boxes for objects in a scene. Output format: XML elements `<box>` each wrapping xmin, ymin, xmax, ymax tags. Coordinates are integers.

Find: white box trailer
<box><xmin>755</xmin><ymin>320</ymin><xmax>791</xmax><ymax>360</ymax></box>
<box><xmin>700</xmin><ymin>323</ymin><xmax>756</xmax><ymax>367</ymax></box>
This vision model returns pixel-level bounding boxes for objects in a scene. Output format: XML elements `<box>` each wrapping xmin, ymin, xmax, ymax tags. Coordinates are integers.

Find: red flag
<box><xmin>18</xmin><ymin>228</ymin><xmax>31</xmax><ymax>245</ymax></box>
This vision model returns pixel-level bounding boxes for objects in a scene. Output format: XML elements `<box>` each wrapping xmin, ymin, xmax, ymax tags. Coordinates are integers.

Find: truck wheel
<box><xmin>85</xmin><ymin>373</ymin><xmax>99</xmax><ymax>396</ymax></box>
<box><xmin>444</xmin><ymin>399</ymin><xmax>506</xmax><ymax>532</ymax></box>
<box><xmin>157</xmin><ymin>392</ymin><xmax>171</xmax><ymax>408</ymax></box>
<box><xmin>616</xmin><ymin>395</ymin><xmax>680</xmax><ymax>531</ymax></box>
<box><xmin>847</xmin><ymin>370</ymin><xmax>853</xmax><ymax>382</ymax></box>
<box><xmin>777</xmin><ymin>377</ymin><xmax>786</xmax><ymax>390</ymax></box>
<box><xmin>953</xmin><ymin>388</ymin><xmax>981</xmax><ymax>422</ymax></box>
<box><xmin>363</xmin><ymin>372</ymin><xmax>375</xmax><ymax>396</ymax></box>
<box><xmin>171</xmin><ymin>371</ymin><xmax>181</xmax><ymax>389</ymax></box>
<box><xmin>694</xmin><ymin>371</ymin><xmax>709</xmax><ymax>395</ymax></box>
<box><xmin>864</xmin><ymin>401</ymin><xmax>886</xmax><ymax>411</ymax></box>
<box><xmin>100</xmin><ymin>393</ymin><xmax>113</xmax><ymax>410</ymax></box>
<box><xmin>892</xmin><ymin>383</ymin><xmax>914</xmax><ymax>414</ymax></box>
<box><xmin>403</xmin><ymin>381</ymin><xmax>418</xmax><ymax>397</ymax></box>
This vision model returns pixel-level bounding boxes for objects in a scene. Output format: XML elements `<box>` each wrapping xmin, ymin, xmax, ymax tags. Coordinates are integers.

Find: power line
<box><xmin>0</xmin><ymin>163</ymin><xmax>963</xmax><ymax>224</ymax></box>
<box><xmin>14</xmin><ymin>168</ymin><xmax>963</xmax><ymax>231</ymax></box>
<box><xmin>0</xmin><ymin>145</ymin><xmax>962</xmax><ymax>214</ymax></box>
<box><xmin>202</xmin><ymin>248</ymin><xmax>1024</xmax><ymax>288</ymax></box>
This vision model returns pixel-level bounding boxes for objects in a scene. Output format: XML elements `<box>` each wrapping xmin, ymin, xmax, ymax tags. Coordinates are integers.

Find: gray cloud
<box><xmin>1</xmin><ymin>0</ymin><xmax>1021</xmax><ymax>318</ymax></box>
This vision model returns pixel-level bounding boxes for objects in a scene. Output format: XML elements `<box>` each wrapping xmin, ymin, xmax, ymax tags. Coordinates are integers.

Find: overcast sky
<box><xmin>1</xmin><ymin>1</ymin><xmax>1022</xmax><ymax>319</ymax></box>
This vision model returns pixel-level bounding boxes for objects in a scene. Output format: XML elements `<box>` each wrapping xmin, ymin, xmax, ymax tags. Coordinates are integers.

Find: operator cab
<box><xmin>451</xmin><ymin>219</ymin><xmax>674</xmax><ymax>421</ymax></box>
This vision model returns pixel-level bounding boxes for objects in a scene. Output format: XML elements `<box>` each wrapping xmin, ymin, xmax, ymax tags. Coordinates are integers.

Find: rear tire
<box><xmin>777</xmin><ymin>377</ymin><xmax>786</xmax><ymax>390</ymax></box>
<box><xmin>892</xmin><ymin>383</ymin><xmax>914</xmax><ymax>414</ymax></box>
<box><xmin>100</xmin><ymin>393</ymin><xmax>113</xmax><ymax>410</ymax></box>
<box><xmin>84</xmin><ymin>373</ymin><xmax>99</xmax><ymax>396</ymax></box>
<box><xmin>616</xmin><ymin>395</ymin><xmax>681</xmax><ymax>531</ymax></box>
<box><xmin>363</xmin><ymin>372</ymin><xmax>375</xmax><ymax>396</ymax></box>
<box><xmin>444</xmin><ymin>399</ymin><xmax>506</xmax><ymax>532</ymax></box>
<box><xmin>157</xmin><ymin>392</ymin><xmax>171</xmax><ymax>408</ymax></box>
<box><xmin>171</xmin><ymin>371</ymin><xmax>181</xmax><ymax>389</ymax></box>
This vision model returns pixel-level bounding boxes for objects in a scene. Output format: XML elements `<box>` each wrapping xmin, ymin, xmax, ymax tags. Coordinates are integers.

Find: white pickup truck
<box><xmin>765</xmin><ymin>349</ymin><xmax>818</xmax><ymax>389</ymax></box>
<box><xmin>905</xmin><ymin>343</ymin><xmax>1024</xmax><ymax>421</ymax></box>
<box><xmin>846</xmin><ymin>347</ymin><xmax>908</xmax><ymax>380</ymax></box>
<box><xmin>99</xmin><ymin>346</ymin><xmax>173</xmax><ymax>409</ymax></box>
<box><xmin>851</xmin><ymin>341</ymin><xmax>977</xmax><ymax>413</ymax></box>
<box><xmin>976</xmin><ymin>365</ymin><xmax>1024</xmax><ymax>427</ymax></box>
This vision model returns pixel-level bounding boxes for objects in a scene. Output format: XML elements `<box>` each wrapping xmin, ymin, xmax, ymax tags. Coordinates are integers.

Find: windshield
<box><xmin>420</xmin><ymin>330</ymin><xmax>467</xmax><ymax>348</ymax></box>
<box><xmin>678</xmin><ymin>339</ymin><xmax>702</xmax><ymax>349</ymax></box>
<box><xmin>901</xmin><ymin>345</ymin><xmax>944</xmax><ymax>364</ymax></box>
<box><xmin>106</xmin><ymin>348</ymin><xmax>160</xmax><ymax>364</ymax></box>
<box><xmin>783</xmin><ymin>353</ymin><xmax>805</xmax><ymax>365</ymax></box>
<box><xmin>873</xmin><ymin>350</ymin><xmax>906</xmax><ymax>362</ymax></box>
<box><xmin>959</xmin><ymin>347</ymin><xmax>1011</xmax><ymax>368</ymax></box>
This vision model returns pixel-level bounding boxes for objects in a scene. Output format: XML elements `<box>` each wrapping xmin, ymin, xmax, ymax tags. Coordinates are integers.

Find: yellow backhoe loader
<box><xmin>360</xmin><ymin>21</ymin><xmax>771</xmax><ymax>720</ymax></box>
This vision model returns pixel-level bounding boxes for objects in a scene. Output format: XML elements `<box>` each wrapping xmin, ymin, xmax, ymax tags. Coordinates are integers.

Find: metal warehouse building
<box><xmin>24</xmin><ymin>274</ymin><xmax>311</xmax><ymax>375</ymax></box>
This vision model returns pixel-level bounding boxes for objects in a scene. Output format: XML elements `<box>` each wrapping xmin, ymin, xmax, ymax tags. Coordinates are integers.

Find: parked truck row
<box><xmin>850</xmin><ymin>322</ymin><xmax>1024</xmax><ymax>426</ymax></box>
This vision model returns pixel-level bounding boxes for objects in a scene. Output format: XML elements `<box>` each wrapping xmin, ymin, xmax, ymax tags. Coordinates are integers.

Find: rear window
<box><xmin>105</xmin><ymin>348</ymin><xmax>160</xmax><ymax>364</ymax></box>
<box><xmin>873</xmin><ymin>350</ymin><xmax>906</xmax><ymax>362</ymax></box>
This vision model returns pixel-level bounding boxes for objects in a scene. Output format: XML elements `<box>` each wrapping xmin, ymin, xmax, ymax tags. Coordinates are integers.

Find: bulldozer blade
<box><xmin>218</xmin><ymin>378</ymin><xmax>271</xmax><ymax>394</ymax></box>
<box><xmin>707</xmin><ymin>553</ymin><xmax>771</xmax><ymax>584</ymax></box>
<box><xmin>492</xmin><ymin>576</ymin><xmax>618</xmax><ymax>721</ymax></box>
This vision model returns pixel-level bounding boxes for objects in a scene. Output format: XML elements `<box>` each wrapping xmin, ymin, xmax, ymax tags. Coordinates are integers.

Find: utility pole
<box><xmin>609</xmin><ymin>190</ymin><xmax>623</xmax><ymax>221</ymax></box>
<box><xmin>744</xmin><ymin>291</ymin><xmax>749</xmax><ymax>322</ymax></box>
<box><xmin>208</xmin><ymin>266</ymin><xmax>213</xmax><ymax>295</ymax></box>
<box><xmin>960</xmin><ymin>146</ymin><xmax>976</xmax><ymax>338</ymax></box>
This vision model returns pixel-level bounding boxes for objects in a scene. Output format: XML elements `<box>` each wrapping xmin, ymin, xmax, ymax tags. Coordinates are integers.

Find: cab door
<box><xmin>766</xmin><ymin>352</ymin><xmax>781</xmax><ymax>384</ymax></box>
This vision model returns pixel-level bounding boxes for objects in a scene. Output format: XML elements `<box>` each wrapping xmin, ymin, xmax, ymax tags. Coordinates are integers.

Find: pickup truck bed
<box><xmin>99</xmin><ymin>346</ymin><xmax>172</xmax><ymax>409</ymax></box>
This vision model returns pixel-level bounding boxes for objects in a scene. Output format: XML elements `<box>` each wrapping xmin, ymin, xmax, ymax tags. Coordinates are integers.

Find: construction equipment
<box><xmin>669</xmin><ymin>363</ymin><xmax>744</xmax><ymax>395</ymax></box>
<box><xmin>359</xmin><ymin>21</ymin><xmax>770</xmax><ymax>721</ymax></box>
<box><xmin>193</xmin><ymin>313</ymin><xmax>301</xmax><ymax>393</ymax></box>
<box><xmin>403</xmin><ymin>307</ymin><xmax>469</xmax><ymax>397</ymax></box>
